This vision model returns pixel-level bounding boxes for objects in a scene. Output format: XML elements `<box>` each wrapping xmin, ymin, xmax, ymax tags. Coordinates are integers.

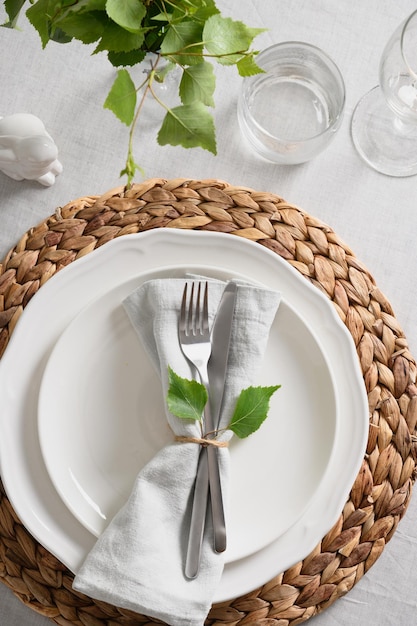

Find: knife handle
<box><xmin>197</xmin><ymin>362</ymin><xmax>227</xmax><ymax>554</ymax></box>
<box><xmin>185</xmin><ymin>447</ymin><xmax>209</xmax><ymax>579</ymax></box>
<box><xmin>206</xmin><ymin>444</ymin><xmax>227</xmax><ymax>553</ymax></box>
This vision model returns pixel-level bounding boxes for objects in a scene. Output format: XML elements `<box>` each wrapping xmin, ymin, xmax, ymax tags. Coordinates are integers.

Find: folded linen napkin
<box><xmin>73</xmin><ymin>276</ymin><xmax>281</xmax><ymax>626</ymax></box>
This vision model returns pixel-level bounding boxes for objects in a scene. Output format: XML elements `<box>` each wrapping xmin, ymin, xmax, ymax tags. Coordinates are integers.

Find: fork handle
<box><xmin>188</xmin><ymin>428</ymin><xmax>226</xmax><ymax>558</ymax></box>
<box><xmin>185</xmin><ymin>448</ymin><xmax>209</xmax><ymax>578</ymax></box>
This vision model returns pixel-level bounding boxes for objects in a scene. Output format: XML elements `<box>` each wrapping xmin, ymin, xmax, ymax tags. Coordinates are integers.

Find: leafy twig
<box><xmin>2</xmin><ymin>0</ymin><xmax>265</xmax><ymax>184</ymax></box>
<box><xmin>167</xmin><ymin>366</ymin><xmax>280</xmax><ymax>440</ymax></box>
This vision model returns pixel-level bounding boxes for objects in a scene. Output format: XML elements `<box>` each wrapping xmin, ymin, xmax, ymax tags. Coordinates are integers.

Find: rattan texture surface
<box><xmin>0</xmin><ymin>178</ymin><xmax>416</xmax><ymax>626</ymax></box>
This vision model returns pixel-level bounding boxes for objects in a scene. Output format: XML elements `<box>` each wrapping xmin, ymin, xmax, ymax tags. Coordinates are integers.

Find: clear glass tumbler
<box><xmin>237</xmin><ymin>42</ymin><xmax>346</xmax><ymax>164</ymax></box>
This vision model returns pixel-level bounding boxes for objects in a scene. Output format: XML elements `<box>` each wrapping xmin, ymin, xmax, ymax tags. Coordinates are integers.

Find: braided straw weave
<box><xmin>0</xmin><ymin>178</ymin><xmax>416</xmax><ymax>626</ymax></box>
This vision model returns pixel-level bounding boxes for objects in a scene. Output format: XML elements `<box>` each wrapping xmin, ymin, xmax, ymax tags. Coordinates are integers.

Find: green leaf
<box><xmin>237</xmin><ymin>53</ymin><xmax>264</xmax><ymax>77</ymax></box>
<box><xmin>26</xmin><ymin>0</ymin><xmax>53</xmax><ymax>47</ymax></box>
<box><xmin>104</xmin><ymin>69</ymin><xmax>137</xmax><ymax>125</ymax></box>
<box><xmin>166</xmin><ymin>366</ymin><xmax>207</xmax><ymax>421</ymax></box>
<box><xmin>54</xmin><ymin>12</ymin><xmax>106</xmax><ymax>43</ymax></box>
<box><xmin>3</xmin><ymin>0</ymin><xmax>26</xmax><ymax>27</ymax></box>
<box><xmin>150</xmin><ymin>12</ymin><xmax>172</xmax><ymax>22</ymax></box>
<box><xmin>106</xmin><ymin>0</ymin><xmax>147</xmax><ymax>34</ymax></box>
<box><xmin>49</xmin><ymin>26</ymin><xmax>73</xmax><ymax>43</ymax></box>
<box><xmin>179</xmin><ymin>61</ymin><xmax>215</xmax><ymax>106</ymax></box>
<box><xmin>79</xmin><ymin>0</ymin><xmax>107</xmax><ymax>10</ymax></box>
<box><xmin>165</xmin><ymin>0</ymin><xmax>219</xmax><ymax>23</ymax></box>
<box><xmin>191</xmin><ymin>0</ymin><xmax>220</xmax><ymax>23</ymax></box>
<box><xmin>157</xmin><ymin>102</ymin><xmax>216</xmax><ymax>153</ymax></box>
<box><xmin>229</xmin><ymin>385</ymin><xmax>280</xmax><ymax>439</ymax></box>
<box><xmin>160</xmin><ymin>20</ymin><xmax>203</xmax><ymax>65</ymax></box>
<box><xmin>94</xmin><ymin>19</ymin><xmax>146</xmax><ymax>53</ymax></box>
<box><xmin>58</xmin><ymin>0</ymin><xmax>107</xmax><ymax>12</ymax></box>
<box><xmin>108</xmin><ymin>48</ymin><xmax>146</xmax><ymax>67</ymax></box>
<box><xmin>203</xmin><ymin>14</ymin><xmax>265</xmax><ymax>65</ymax></box>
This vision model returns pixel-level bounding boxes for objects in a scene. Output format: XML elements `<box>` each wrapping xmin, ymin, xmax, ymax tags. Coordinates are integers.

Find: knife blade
<box><xmin>185</xmin><ymin>282</ymin><xmax>237</xmax><ymax>578</ymax></box>
<box><xmin>208</xmin><ymin>282</ymin><xmax>238</xmax><ymax>430</ymax></box>
<box><xmin>206</xmin><ymin>282</ymin><xmax>238</xmax><ymax>554</ymax></box>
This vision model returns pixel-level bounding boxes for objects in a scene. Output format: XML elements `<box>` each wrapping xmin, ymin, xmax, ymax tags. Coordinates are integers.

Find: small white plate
<box><xmin>0</xmin><ymin>229</ymin><xmax>368</xmax><ymax>602</ymax></box>
<box><xmin>38</xmin><ymin>271</ymin><xmax>336</xmax><ymax>564</ymax></box>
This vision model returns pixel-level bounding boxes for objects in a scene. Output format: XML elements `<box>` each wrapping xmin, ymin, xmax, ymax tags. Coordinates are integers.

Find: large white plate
<box><xmin>37</xmin><ymin>271</ymin><xmax>336</xmax><ymax>564</ymax></box>
<box><xmin>0</xmin><ymin>229</ymin><xmax>368</xmax><ymax>603</ymax></box>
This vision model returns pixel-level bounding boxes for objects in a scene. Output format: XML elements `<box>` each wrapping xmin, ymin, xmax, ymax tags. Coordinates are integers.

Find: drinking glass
<box><xmin>238</xmin><ymin>42</ymin><xmax>345</xmax><ymax>164</ymax></box>
<box><xmin>351</xmin><ymin>10</ymin><xmax>417</xmax><ymax>176</ymax></box>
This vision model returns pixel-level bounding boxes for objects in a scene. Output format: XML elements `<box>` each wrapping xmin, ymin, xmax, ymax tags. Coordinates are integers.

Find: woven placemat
<box><xmin>1</xmin><ymin>178</ymin><xmax>416</xmax><ymax>626</ymax></box>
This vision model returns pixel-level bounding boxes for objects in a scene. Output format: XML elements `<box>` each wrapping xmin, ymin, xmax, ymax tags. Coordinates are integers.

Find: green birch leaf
<box><xmin>150</xmin><ymin>12</ymin><xmax>172</xmax><ymax>22</ymax></box>
<box><xmin>229</xmin><ymin>385</ymin><xmax>280</xmax><ymax>438</ymax></box>
<box><xmin>54</xmin><ymin>12</ymin><xmax>106</xmax><ymax>44</ymax></box>
<box><xmin>94</xmin><ymin>20</ymin><xmax>145</xmax><ymax>53</ymax></box>
<box><xmin>157</xmin><ymin>102</ymin><xmax>216</xmax><ymax>153</ymax></box>
<box><xmin>106</xmin><ymin>0</ymin><xmax>147</xmax><ymax>34</ymax></box>
<box><xmin>166</xmin><ymin>366</ymin><xmax>207</xmax><ymax>421</ymax></box>
<box><xmin>26</xmin><ymin>0</ymin><xmax>52</xmax><ymax>47</ymax></box>
<box><xmin>3</xmin><ymin>0</ymin><xmax>26</xmax><ymax>27</ymax></box>
<box><xmin>170</xmin><ymin>0</ymin><xmax>219</xmax><ymax>23</ymax></box>
<box><xmin>80</xmin><ymin>0</ymin><xmax>107</xmax><ymax>10</ymax></box>
<box><xmin>61</xmin><ymin>0</ymin><xmax>107</xmax><ymax>11</ymax></box>
<box><xmin>160</xmin><ymin>20</ymin><xmax>203</xmax><ymax>65</ymax></box>
<box><xmin>203</xmin><ymin>14</ymin><xmax>265</xmax><ymax>65</ymax></box>
<box><xmin>108</xmin><ymin>48</ymin><xmax>146</xmax><ymax>67</ymax></box>
<box><xmin>237</xmin><ymin>53</ymin><xmax>264</xmax><ymax>77</ymax></box>
<box><xmin>192</xmin><ymin>0</ymin><xmax>220</xmax><ymax>23</ymax></box>
<box><xmin>179</xmin><ymin>61</ymin><xmax>215</xmax><ymax>106</ymax></box>
<box><xmin>49</xmin><ymin>27</ymin><xmax>73</xmax><ymax>43</ymax></box>
<box><xmin>103</xmin><ymin>69</ymin><xmax>137</xmax><ymax>125</ymax></box>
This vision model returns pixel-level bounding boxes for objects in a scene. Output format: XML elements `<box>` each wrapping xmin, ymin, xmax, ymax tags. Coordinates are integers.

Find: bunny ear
<box><xmin>0</xmin><ymin>134</ymin><xmax>18</xmax><ymax>148</ymax></box>
<box><xmin>0</xmin><ymin>147</ymin><xmax>18</xmax><ymax>163</ymax></box>
<box><xmin>0</xmin><ymin>135</ymin><xmax>19</xmax><ymax>162</ymax></box>
<box><xmin>0</xmin><ymin>143</ymin><xmax>17</xmax><ymax>165</ymax></box>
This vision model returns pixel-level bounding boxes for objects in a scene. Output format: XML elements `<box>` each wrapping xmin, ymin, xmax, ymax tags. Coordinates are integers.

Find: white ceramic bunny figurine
<box><xmin>0</xmin><ymin>113</ymin><xmax>63</xmax><ymax>186</ymax></box>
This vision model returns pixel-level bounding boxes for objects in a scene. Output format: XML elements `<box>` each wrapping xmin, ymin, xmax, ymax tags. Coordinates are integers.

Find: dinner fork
<box><xmin>179</xmin><ymin>282</ymin><xmax>226</xmax><ymax>575</ymax></box>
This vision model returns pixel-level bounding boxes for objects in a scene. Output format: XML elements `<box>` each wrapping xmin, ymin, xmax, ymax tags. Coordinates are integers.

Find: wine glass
<box><xmin>351</xmin><ymin>10</ymin><xmax>417</xmax><ymax>176</ymax></box>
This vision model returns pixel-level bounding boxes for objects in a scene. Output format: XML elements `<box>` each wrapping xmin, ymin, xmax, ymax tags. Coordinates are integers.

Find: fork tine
<box><xmin>202</xmin><ymin>282</ymin><xmax>209</xmax><ymax>334</ymax></box>
<box><xmin>180</xmin><ymin>283</ymin><xmax>187</xmax><ymax>334</ymax></box>
<box><xmin>188</xmin><ymin>282</ymin><xmax>195</xmax><ymax>336</ymax></box>
<box><xmin>179</xmin><ymin>281</ymin><xmax>209</xmax><ymax>339</ymax></box>
<box><xmin>195</xmin><ymin>282</ymin><xmax>202</xmax><ymax>335</ymax></box>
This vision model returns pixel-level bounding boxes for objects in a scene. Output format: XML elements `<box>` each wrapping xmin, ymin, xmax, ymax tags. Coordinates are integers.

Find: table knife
<box><xmin>185</xmin><ymin>282</ymin><xmax>238</xmax><ymax>578</ymax></box>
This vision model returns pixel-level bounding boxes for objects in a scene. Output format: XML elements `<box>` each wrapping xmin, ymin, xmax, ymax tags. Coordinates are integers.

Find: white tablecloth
<box><xmin>1</xmin><ymin>1</ymin><xmax>416</xmax><ymax>624</ymax></box>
